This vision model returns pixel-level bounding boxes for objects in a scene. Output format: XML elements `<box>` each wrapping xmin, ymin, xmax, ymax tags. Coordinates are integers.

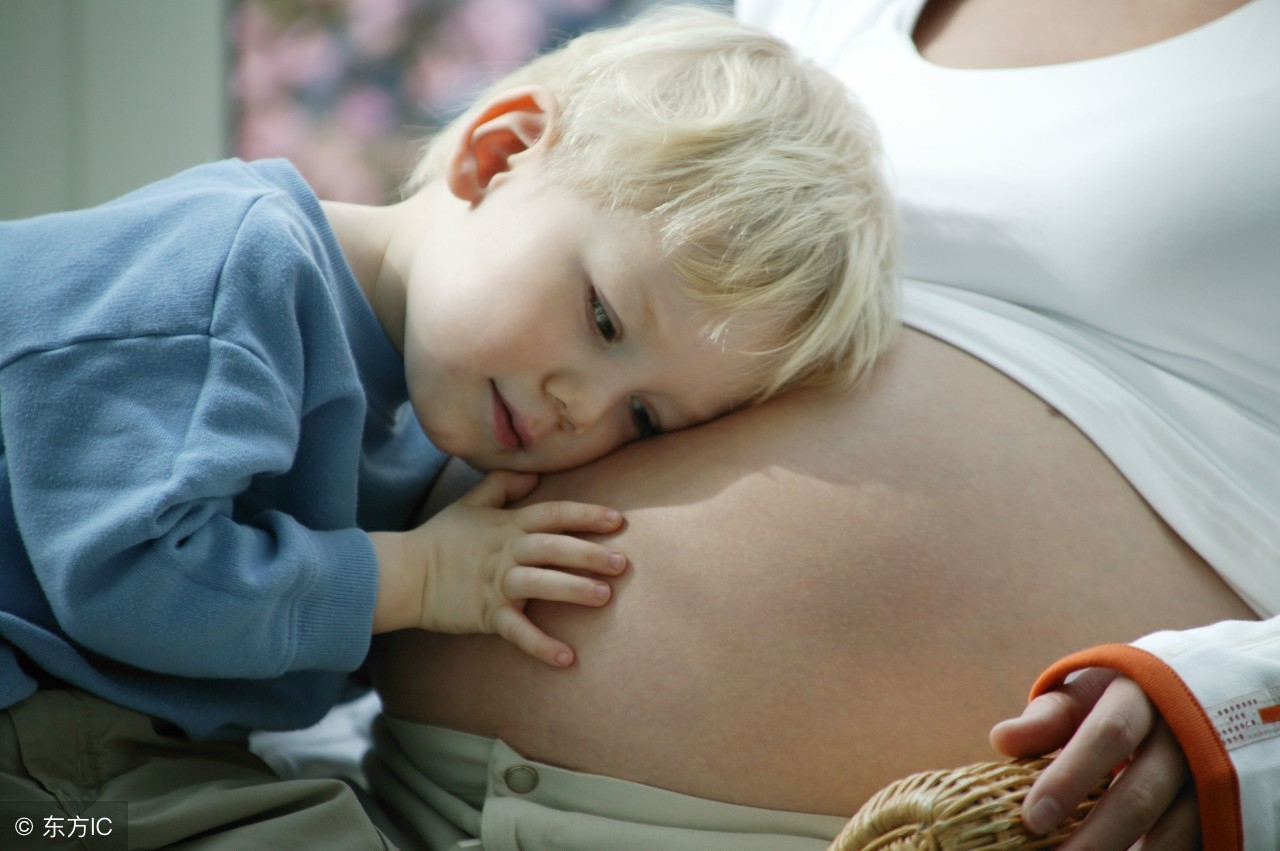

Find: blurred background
<box><xmin>0</xmin><ymin>0</ymin><xmax>724</xmax><ymax>219</ymax></box>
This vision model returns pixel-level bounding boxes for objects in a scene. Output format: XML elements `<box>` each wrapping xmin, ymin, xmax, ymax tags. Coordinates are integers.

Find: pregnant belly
<box><xmin>371</xmin><ymin>329</ymin><xmax>1253</xmax><ymax>817</ymax></box>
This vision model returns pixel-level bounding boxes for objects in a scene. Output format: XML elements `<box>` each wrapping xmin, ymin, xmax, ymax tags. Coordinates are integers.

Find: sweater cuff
<box><xmin>1030</xmin><ymin>644</ymin><xmax>1243</xmax><ymax>851</ymax></box>
<box><xmin>289</xmin><ymin>527</ymin><xmax>378</xmax><ymax>673</ymax></box>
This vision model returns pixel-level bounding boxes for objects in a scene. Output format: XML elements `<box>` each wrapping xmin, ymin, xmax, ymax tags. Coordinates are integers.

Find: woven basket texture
<box><xmin>828</xmin><ymin>758</ymin><xmax>1108</xmax><ymax>851</ymax></box>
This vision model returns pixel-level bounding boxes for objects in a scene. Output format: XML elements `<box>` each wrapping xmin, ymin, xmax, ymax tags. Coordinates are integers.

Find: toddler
<box><xmin>0</xmin><ymin>6</ymin><xmax>897</xmax><ymax>749</ymax></box>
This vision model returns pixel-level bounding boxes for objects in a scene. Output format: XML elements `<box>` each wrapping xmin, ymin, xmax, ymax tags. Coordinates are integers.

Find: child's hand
<box><xmin>369</xmin><ymin>470</ymin><xmax>626</xmax><ymax>667</ymax></box>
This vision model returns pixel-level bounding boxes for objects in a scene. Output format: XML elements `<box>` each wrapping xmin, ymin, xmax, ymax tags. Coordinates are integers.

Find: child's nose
<box><xmin>552</xmin><ymin>374</ymin><xmax>626</xmax><ymax>437</ymax></box>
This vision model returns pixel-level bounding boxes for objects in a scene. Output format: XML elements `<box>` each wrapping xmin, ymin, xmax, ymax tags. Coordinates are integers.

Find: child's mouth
<box><xmin>490</xmin><ymin>382</ymin><xmax>523</xmax><ymax>450</ymax></box>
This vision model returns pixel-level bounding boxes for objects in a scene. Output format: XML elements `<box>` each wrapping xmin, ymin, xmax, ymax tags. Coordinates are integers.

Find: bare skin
<box><xmin>371</xmin><ymin>330</ymin><xmax>1253</xmax><ymax>816</ymax></box>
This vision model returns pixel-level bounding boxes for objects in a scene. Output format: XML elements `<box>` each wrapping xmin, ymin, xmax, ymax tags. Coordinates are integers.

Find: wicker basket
<box><xmin>828</xmin><ymin>758</ymin><xmax>1108</xmax><ymax>851</ymax></box>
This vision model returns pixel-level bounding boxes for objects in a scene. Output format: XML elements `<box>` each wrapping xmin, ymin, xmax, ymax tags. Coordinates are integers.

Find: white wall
<box><xmin>0</xmin><ymin>0</ymin><xmax>228</xmax><ymax>219</ymax></box>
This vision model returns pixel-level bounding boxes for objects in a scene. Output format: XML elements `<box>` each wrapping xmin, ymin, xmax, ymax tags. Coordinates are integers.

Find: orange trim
<box><xmin>1032</xmin><ymin>644</ymin><xmax>1242</xmax><ymax>851</ymax></box>
<box><xmin>1259</xmin><ymin>705</ymin><xmax>1280</xmax><ymax>725</ymax></box>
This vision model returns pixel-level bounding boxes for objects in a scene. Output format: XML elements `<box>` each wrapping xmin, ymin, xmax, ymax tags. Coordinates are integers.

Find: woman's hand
<box><xmin>370</xmin><ymin>470</ymin><xmax>627</xmax><ymax>667</ymax></box>
<box><xmin>990</xmin><ymin>668</ymin><xmax>1201</xmax><ymax>850</ymax></box>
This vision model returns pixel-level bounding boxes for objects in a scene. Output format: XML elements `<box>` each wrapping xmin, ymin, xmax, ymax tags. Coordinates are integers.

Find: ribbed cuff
<box><xmin>288</xmin><ymin>527</ymin><xmax>378</xmax><ymax>674</ymax></box>
<box><xmin>1032</xmin><ymin>644</ymin><xmax>1242</xmax><ymax>851</ymax></box>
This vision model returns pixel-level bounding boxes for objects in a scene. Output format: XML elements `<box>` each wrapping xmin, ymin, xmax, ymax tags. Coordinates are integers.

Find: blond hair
<box><xmin>408</xmin><ymin>4</ymin><xmax>899</xmax><ymax>401</ymax></box>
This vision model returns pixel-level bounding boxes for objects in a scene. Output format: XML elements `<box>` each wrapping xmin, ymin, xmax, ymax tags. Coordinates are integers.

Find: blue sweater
<box><xmin>0</xmin><ymin>159</ymin><xmax>447</xmax><ymax>739</ymax></box>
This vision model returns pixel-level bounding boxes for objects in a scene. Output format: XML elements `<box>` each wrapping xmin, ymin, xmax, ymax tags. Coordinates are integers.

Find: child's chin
<box><xmin>456</xmin><ymin>450</ymin><xmax>523</xmax><ymax>474</ymax></box>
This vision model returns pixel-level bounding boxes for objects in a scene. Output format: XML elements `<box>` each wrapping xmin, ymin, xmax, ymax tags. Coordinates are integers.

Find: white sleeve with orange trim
<box><xmin>1032</xmin><ymin>618</ymin><xmax>1280</xmax><ymax>851</ymax></box>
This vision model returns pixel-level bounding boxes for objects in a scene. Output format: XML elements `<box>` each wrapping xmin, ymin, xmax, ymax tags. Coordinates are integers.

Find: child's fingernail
<box><xmin>595</xmin><ymin>583</ymin><xmax>611</xmax><ymax>601</ymax></box>
<box><xmin>1026</xmin><ymin>798</ymin><xmax>1060</xmax><ymax>835</ymax></box>
<box><xmin>555</xmin><ymin>650</ymin><xmax>573</xmax><ymax>666</ymax></box>
<box><xmin>605</xmin><ymin>509</ymin><xmax>621</xmax><ymax>525</ymax></box>
<box><xmin>608</xmin><ymin>552</ymin><xmax>626</xmax><ymax>571</ymax></box>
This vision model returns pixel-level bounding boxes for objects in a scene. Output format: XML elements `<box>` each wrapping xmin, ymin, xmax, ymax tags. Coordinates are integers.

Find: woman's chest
<box><xmin>912</xmin><ymin>0</ymin><xmax>1252</xmax><ymax>69</ymax></box>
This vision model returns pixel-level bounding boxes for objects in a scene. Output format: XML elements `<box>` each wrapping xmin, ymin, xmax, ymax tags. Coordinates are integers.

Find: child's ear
<box><xmin>446</xmin><ymin>85</ymin><xmax>559</xmax><ymax>203</ymax></box>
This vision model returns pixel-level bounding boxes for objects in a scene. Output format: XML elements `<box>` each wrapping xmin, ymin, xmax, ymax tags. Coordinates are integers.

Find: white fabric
<box><xmin>249</xmin><ymin>691</ymin><xmax>381</xmax><ymax>787</ymax></box>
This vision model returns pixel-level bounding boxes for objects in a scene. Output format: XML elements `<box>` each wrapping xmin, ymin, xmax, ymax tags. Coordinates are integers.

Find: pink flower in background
<box><xmin>237</xmin><ymin>101</ymin><xmax>310</xmax><ymax>161</ymax></box>
<box><xmin>272</xmin><ymin>25</ymin><xmax>345</xmax><ymax>89</ymax></box>
<box><xmin>232</xmin><ymin>3</ymin><xmax>288</xmax><ymax>107</ymax></box>
<box><xmin>555</xmin><ymin>0</ymin><xmax>609</xmax><ymax>13</ymax></box>
<box><xmin>336</xmin><ymin>86</ymin><xmax>399</xmax><ymax>141</ymax></box>
<box><xmin>407</xmin><ymin>0</ymin><xmax>544</xmax><ymax>118</ymax></box>
<box><xmin>293</xmin><ymin>132</ymin><xmax>386</xmax><ymax>204</ymax></box>
<box><xmin>446</xmin><ymin>0</ymin><xmax>545</xmax><ymax>70</ymax></box>
<box><xmin>346</xmin><ymin>0</ymin><xmax>416</xmax><ymax>61</ymax></box>
<box><xmin>232</xmin><ymin>0</ymin><xmax>657</xmax><ymax>202</ymax></box>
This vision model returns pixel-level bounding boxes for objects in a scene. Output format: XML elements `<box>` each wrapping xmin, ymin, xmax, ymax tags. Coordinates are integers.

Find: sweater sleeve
<box><xmin>0</xmin><ymin>332</ymin><xmax>377</xmax><ymax>680</ymax></box>
<box><xmin>0</xmin><ymin>185</ymin><xmax>378</xmax><ymax>682</ymax></box>
<box><xmin>1030</xmin><ymin>617</ymin><xmax>1280</xmax><ymax>851</ymax></box>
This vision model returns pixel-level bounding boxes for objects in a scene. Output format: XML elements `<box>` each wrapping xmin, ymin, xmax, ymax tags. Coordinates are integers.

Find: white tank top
<box><xmin>740</xmin><ymin>0</ymin><xmax>1280</xmax><ymax>615</ymax></box>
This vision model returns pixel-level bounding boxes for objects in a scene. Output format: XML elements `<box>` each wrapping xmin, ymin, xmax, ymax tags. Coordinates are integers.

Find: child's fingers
<box><xmin>514</xmin><ymin>500</ymin><xmax>623</xmax><ymax>534</ymax></box>
<box><xmin>513</xmin><ymin>533</ymin><xmax>627</xmax><ymax>575</ymax></box>
<box><xmin>490</xmin><ymin>606</ymin><xmax>576</xmax><ymax>668</ymax></box>
<box><xmin>503</xmin><ymin>565</ymin><xmax>613</xmax><ymax>607</ymax></box>
<box><xmin>459</xmin><ymin>470</ymin><xmax>540</xmax><ymax>509</ymax></box>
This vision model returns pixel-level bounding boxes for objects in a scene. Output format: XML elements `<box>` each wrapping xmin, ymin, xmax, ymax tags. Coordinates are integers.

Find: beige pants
<box><xmin>364</xmin><ymin>716</ymin><xmax>848</xmax><ymax>851</ymax></box>
<box><xmin>0</xmin><ymin>688</ymin><xmax>394</xmax><ymax>850</ymax></box>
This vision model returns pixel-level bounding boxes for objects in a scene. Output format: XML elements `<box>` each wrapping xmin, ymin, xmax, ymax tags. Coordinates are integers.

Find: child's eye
<box><xmin>590</xmin><ymin>289</ymin><xmax>617</xmax><ymax>342</ymax></box>
<box><xmin>630</xmin><ymin>397</ymin><xmax>660</xmax><ymax>440</ymax></box>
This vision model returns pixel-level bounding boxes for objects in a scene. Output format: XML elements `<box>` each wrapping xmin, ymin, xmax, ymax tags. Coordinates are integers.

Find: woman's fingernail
<box><xmin>608</xmin><ymin>552</ymin><xmax>626</xmax><ymax>571</ymax></box>
<box><xmin>1026</xmin><ymin>798</ymin><xmax>1061</xmax><ymax>835</ymax></box>
<box><xmin>555</xmin><ymin>651</ymin><xmax>573</xmax><ymax>666</ymax></box>
<box><xmin>595</xmin><ymin>582</ymin><xmax>611</xmax><ymax>601</ymax></box>
<box><xmin>605</xmin><ymin>509</ymin><xmax>621</xmax><ymax>524</ymax></box>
